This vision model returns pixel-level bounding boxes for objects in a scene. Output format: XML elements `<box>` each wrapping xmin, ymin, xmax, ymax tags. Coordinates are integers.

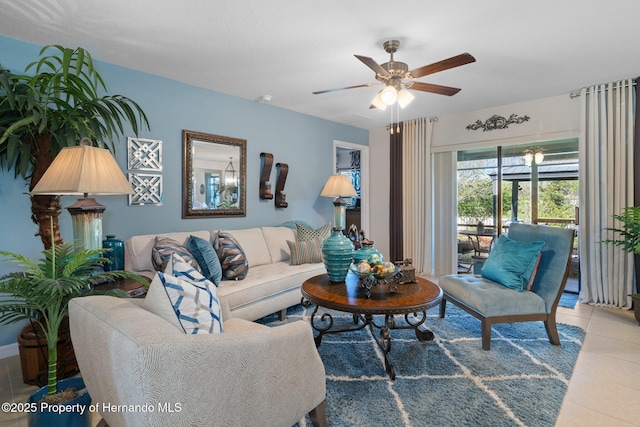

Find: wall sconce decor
<box><xmin>275</xmin><ymin>162</ymin><xmax>289</xmax><ymax>208</ymax></box>
<box><xmin>259</xmin><ymin>152</ymin><xmax>274</xmax><ymax>199</ymax></box>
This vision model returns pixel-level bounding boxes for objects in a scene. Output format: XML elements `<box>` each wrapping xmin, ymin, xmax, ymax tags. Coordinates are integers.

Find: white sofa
<box><xmin>125</xmin><ymin>226</ymin><xmax>326</xmax><ymax>321</ymax></box>
<box><xmin>69</xmin><ymin>295</ymin><xmax>327</xmax><ymax>427</ymax></box>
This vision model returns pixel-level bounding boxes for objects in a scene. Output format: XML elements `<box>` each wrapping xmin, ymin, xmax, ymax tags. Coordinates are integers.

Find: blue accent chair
<box><xmin>439</xmin><ymin>223</ymin><xmax>575</xmax><ymax>350</ymax></box>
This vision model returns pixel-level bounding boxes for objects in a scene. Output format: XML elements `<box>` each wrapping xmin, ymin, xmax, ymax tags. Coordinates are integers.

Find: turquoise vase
<box><xmin>102</xmin><ymin>235</ymin><xmax>124</xmax><ymax>271</ymax></box>
<box><xmin>322</xmin><ymin>227</ymin><xmax>354</xmax><ymax>283</ymax></box>
<box><xmin>353</xmin><ymin>239</ymin><xmax>384</xmax><ymax>265</ymax></box>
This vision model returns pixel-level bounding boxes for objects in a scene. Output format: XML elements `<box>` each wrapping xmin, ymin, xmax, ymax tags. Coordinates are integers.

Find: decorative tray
<box><xmin>349</xmin><ymin>264</ymin><xmax>404</xmax><ymax>298</ymax></box>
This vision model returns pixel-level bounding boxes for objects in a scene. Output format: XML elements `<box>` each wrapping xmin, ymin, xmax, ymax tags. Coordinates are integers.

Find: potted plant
<box><xmin>0</xmin><ymin>44</ymin><xmax>149</xmax><ymax>249</ymax></box>
<box><xmin>0</xmin><ymin>226</ymin><xmax>146</xmax><ymax>425</ymax></box>
<box><xmin>1</xmin><ymin>44</ymin><xmax>149</xmax><ymax>388</ymax></box>
<box><xmin>603</xmin><ymin>206</ymin><xmax>640</xmax><ymax>324</ymax></box>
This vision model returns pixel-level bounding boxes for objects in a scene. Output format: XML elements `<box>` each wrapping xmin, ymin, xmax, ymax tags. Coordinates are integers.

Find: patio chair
<box><xmin>439</xmin><ymin>223</ymin><xmax>574</xmax><ymax>350</ymax></box>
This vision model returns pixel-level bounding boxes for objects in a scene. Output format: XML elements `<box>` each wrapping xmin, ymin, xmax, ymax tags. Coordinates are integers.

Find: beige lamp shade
<box><xmin>31</xmin><ymin>144</ymin><xmax>133</xmax><ymax>196</ymax></box>
<box><xmin>320</xmin><ymin>175</ymin><xmax>357</xmax><ymax>198</ymax></box>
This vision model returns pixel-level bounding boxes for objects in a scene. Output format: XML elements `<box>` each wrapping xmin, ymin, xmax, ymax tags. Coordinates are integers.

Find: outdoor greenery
<box><xmin>538</xmin><ymin>181</ymin><xmax>579</xmax><ymax>219</ymax></box>
<box><xmin>457</xmin><ymin>166</ymin><xmax>578</xmax><ymax>226</ymax></box>
<box><xmin>457</xmin><ymin>169</ymin><xmax>493</xmax><ymax>223</ymax></box>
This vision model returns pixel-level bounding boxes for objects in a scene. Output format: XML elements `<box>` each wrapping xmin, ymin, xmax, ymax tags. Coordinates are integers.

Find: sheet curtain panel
<box><xmin>400</xmin><ymin>118</ymin><xmax>434</xmax><ymax>274</ymax></box>
<box><xmin>432</xmin><ymin>151</ymin><xmax>458</xmax><ymax>275</ymax></box>
<box><xmin>578</xmin><ymin>79</ymin><xmax>635</xmax><ymax>308</ymax></box>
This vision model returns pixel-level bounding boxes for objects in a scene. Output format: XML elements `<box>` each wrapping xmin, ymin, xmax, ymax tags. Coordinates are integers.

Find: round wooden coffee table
<box><xmin>301</xmin><ymin>272</ymin><xmax>442</xmax><ymax>380</ymax></box>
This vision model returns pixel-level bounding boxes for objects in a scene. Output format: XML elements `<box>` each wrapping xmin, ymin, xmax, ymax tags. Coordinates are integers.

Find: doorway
<box><xmin>333</xmin><ymin>140</ymin><xmax>369</xmax><ymax>237</ymax></box>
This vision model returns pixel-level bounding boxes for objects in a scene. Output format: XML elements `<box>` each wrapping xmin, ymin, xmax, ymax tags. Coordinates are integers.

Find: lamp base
<box><xmin>333</xmin><ymin>199</ymin><xmax>347</xmax><ymax>231</ymax></box>
<box><xmin>67</xmin><ymin>198</ymin><xmax>106</xmax><ymax>250</ymax></box>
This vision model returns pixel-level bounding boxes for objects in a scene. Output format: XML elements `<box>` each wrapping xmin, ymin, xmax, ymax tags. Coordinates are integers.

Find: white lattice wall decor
<box><xmin>127</xmin><ymin>137</ymin><xmax>162</xmax><ymax>171</ymax></box>
<box><xmin>128</xmin><ymin>173</ymin><xmax>163</xmax><ymax>206</ymax></box>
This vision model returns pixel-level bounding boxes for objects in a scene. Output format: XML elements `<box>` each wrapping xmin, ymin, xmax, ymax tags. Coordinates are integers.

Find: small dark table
<box><xmin>93</xmin><ymin>276</ymin><xmax>149</xmax><ymax>298</ymax></box>
<box><xmin>459</xmin><ymin>230</ymin><xmax>497</xmax><ymax>257</ymax></box>
<box><xmin>301</xmin><ymin>272</ymin><xmax>442</xmax><ymax>380</ymax></box>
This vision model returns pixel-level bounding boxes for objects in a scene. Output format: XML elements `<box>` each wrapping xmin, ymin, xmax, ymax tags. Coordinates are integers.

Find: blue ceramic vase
<box><xmin>322</xmin><ymin>227</ymin><xmax>354</xmax><ymax>283</ymax></box>
<box><xmin>102</xmin><ymin>235</ymin><xmax>124</xmax><ymax>271</ymax></box>
<box><xmin>353</xmin><ymin>239</ymin><xmax>384</xmax><ymax>265</ymax></box>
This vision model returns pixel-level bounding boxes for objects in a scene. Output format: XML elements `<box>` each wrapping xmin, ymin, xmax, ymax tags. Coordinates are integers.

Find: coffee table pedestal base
<box><xmin>302</xmin><ymin>300</ymin><xmax>434</xmax><ymax>380</ymax></box>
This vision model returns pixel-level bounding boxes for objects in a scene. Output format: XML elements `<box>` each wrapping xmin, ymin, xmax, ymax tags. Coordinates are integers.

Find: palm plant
<box><xmin>603</xmin><ymin>206</ymin><xmax>640</xmax><ymax>299</ymax></box>
<box><xmin>0</xmin><ymin>227</ymin><xmax>145</xmax><ymax>397</ymax></box>
<box><xmin>0</xmin><ymin>45</ymin><xmax>149</xmax><ymax>248</ymax></box>
<box><xmin>603</xmin><ymin>206</ymin><xmax>640</xmax><ymax>255</ymax></box>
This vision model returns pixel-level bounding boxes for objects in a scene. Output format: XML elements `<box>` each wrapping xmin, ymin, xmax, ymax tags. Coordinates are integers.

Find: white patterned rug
<box><xmin>259</xmin><ymin>303</ymin><xmax>584</xmax><ymax>427</ymax></box>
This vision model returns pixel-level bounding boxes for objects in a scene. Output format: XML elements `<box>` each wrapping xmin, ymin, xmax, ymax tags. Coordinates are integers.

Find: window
<box><xmin>456</xmin><ymin>139</ymin><xmax>579</xmax><ymax>291</ymax></box>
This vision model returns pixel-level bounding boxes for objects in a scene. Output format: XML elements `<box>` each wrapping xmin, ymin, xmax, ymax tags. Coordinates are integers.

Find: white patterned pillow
<box><xmin>296</xmin><ymin>223</ymin><xmax>331</xmax><ymax>242</ymax></box>
<box><xmin>144</xmin><ymin>253</ymin><xmax>223</xmax><ymax>334</ymax></box>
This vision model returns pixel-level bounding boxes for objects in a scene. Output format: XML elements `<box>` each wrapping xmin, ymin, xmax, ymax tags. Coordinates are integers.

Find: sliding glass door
<box><xmin>456</xmin><ymin>139</ymin><xmax>579</xmax><ymax>289</ymax></box>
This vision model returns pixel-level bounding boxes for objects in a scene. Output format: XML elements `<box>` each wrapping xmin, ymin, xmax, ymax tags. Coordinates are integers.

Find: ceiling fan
<box><xmin>313</xmin><ymin>40</ymin><xmax>476</xmax><ymax>110</ymax></box>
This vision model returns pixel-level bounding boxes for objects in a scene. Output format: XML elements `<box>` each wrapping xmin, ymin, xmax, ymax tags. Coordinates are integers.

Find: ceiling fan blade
<box><xmin>312</xmin><ymin>82</ymin><xmax>380</xmax><ymax>95</ymax></box>
<box><xmin>354</xmin><ymin>55</ymin><xmax>391</xmax><ymax>78</ymax></box>
<box><xmin>410</xmin><ymin>82</ymin><xmax>462</xmax><ymax>96</ymax></box>
<box><xmin>409</xmin><ymin>53</ymin><xmax>476</xmax><ymax>78</ymax></box>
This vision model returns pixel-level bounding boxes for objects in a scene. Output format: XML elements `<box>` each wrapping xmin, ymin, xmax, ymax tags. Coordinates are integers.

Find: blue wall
<box><xmin>0</xmin><ymin>36</ymin><xmax>368</xmax><ymax>346</ymax></box>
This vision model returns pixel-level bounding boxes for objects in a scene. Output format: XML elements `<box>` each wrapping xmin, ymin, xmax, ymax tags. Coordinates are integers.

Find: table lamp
<box><xmin>31</xmin><ymin>138</ymin><xmax>134</xmax><ymax>250</ymax></box>
<box><xmin>320</xmin><ymin>174</ymin><xmax>358</xmax><ymax>230</ymax></box>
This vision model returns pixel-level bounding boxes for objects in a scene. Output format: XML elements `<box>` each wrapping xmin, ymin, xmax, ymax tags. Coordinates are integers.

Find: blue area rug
<box><xmin>558</xmin><ymin>292</ymin><xmax>578</xmax><ymax>309</ymax></box>
<box><xmin>259</xmin><ymin>304</ymin><xmax>584</xmax><ymax>427</ymax></box>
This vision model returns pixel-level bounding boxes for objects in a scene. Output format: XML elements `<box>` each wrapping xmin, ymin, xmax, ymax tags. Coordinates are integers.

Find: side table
<box><xmin>93</xmin><ymin>276</ymin><xmax>150</xmax><ymax>298</ymax></box>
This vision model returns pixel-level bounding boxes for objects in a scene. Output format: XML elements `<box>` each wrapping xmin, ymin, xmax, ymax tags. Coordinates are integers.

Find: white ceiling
<box><xmin>1</xmin><ymin>0</ymin><xmax>639</xmax><ymax>130</ymax></box>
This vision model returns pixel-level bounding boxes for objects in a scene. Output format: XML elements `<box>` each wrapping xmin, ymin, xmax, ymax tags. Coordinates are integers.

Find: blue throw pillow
<box><xmin>188</xmin><ymin>235</ymin><xmax>222</xmax><ymax>286</ymax></box>
<box><xmin>279</xmin><ymin>220</ymin><xmax>315</xmax><ymax>230</ymax></box>
<box><xmin>480</xmin><ymin>234</ymin><xmax>545</xmax><ymax>291</ymax></box>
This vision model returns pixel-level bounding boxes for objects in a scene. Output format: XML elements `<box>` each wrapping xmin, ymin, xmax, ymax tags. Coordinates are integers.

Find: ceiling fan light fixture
<box><xmin>380</xmin><ymin>85</ymin><xmax>398</xmax><ymax>105</ymax></box>
<box><xmin>397</xmin><ymin>88</ymin><xmax>415</xmax><ymax>108</ymax></box>
<box><xmin>371</xmin><ymin>91</ymin><xmax>387</xmax><ymax>110</ymax></box>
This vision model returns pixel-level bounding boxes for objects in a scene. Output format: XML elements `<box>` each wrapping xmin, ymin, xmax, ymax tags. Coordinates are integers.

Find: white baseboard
<box><xmin>0</xmin><ymin>342</ymin><xmax>19</xmax><ymax>359</ymax></box>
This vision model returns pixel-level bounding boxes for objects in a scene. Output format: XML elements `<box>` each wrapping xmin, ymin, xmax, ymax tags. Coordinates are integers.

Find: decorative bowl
<box><xmin>350</xmin><ymin>264</ymin><xmax>400</xmax><ymax>280</ymax></box>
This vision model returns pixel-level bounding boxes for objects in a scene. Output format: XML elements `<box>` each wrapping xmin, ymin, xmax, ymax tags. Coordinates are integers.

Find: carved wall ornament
<box><xmin>466</xmin><ymin>114</ymin><xmax>530</xmax><ymax>131</ymax></box>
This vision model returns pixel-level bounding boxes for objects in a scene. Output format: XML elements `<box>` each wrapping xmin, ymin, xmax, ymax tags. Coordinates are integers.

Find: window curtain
<box><xmin>578</xmin><ymin>79</ymin><xmax>635</xmax><ymax>308</ymax></box>
<box><xmin>401</xmin><ymin>118</ymin><xmax>434</xmax><ymax>274</ymax></box>
<box><xmin>389</xmin><ymin>123</ymin><xmax>403</xmax><ymax>262</ymax></box>
<box><xmin>432</xmin><ymin>151</ymin><xmax>458</xmax><ymax>275</ymax></box>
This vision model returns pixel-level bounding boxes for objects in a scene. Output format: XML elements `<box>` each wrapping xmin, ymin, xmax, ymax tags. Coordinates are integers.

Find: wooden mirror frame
<box><xmin>182</xmin><ymin>130</ymin><xmax>246</xmax><ymax>218</ymax></box>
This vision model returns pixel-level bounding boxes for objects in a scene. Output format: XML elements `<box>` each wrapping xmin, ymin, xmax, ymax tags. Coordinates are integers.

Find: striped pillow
<box><xmin>214</xmin><ymin>231</ymin><xmax>249</xmax><ymax>280</ymax></box>
<box><xmin>151</xmin><ymin>236</ymin><xmax>201</xmax><ymax>273</ymax></box>
<box><xmin>287</xmin><ymin>238</ymin><xmax>323</xmax><ymax>265</ymax></box>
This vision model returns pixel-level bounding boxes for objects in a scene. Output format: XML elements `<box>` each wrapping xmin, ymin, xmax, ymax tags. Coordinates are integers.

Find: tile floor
<box><xmin>0</xmin><ymin>300</ymin><xmax>638</xmax><ymax>427</ymax></box>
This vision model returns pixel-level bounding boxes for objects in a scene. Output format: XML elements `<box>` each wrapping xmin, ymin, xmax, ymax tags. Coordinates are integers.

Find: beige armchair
<box><xmin>69</xmin><ymin>295</ymin><xmax>327</xmax><ymax>427</ymax></box>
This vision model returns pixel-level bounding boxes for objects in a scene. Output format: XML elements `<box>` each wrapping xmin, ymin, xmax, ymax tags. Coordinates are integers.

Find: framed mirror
<box><xmin>182</xmin><ymin>130</ymin><xmax>246</xmax><ymax>218</ymax></box>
